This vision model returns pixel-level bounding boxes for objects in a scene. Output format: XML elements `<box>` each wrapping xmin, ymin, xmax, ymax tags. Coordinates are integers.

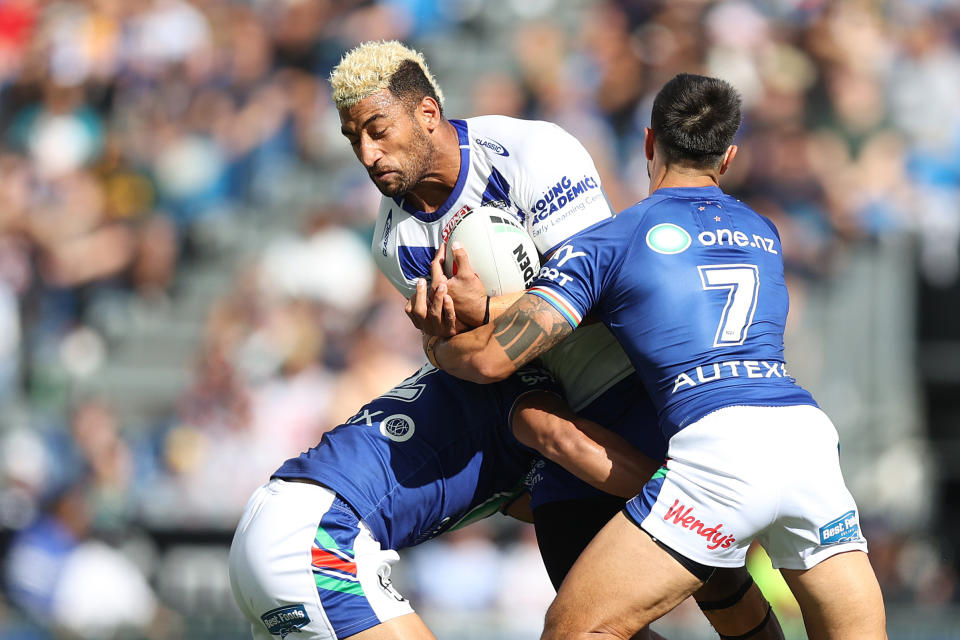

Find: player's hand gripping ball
<box><xmin>443</xmin><ymin>206</ymin><xmax>540</xmax><ymax>297</ymax></box>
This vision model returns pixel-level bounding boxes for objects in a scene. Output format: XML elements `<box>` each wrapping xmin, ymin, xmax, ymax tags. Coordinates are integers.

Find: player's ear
<box><xmin>417</xmin><ymin>96</ymin><xmax>442</xmax><ymax>132</ymax></box>
<box><xmin>718</xmin><ymin>145</ymin><xmax>738</xmax><ymax>175</ymax></box>
<box><xmin>644</xmin><ymin>127</ymin><xmax>656</xmax><ymax>161</ymax></box>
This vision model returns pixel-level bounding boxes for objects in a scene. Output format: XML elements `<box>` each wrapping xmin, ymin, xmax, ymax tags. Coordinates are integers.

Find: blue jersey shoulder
<box><xmin>273</xmin><ymin>365</ymin><xmax>555</xmax><ymax>549</ymax></box>
<box><xmin>530</xmin><ymin>187</ymin><xmax>815</xmax><ymax>440</ymax></box>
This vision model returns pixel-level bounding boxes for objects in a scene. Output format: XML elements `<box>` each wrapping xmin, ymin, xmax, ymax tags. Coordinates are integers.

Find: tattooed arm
<box><xmin>428</xmin><ymin>292</ymin><xmax>573</xmax><ymax>383</ymax></box>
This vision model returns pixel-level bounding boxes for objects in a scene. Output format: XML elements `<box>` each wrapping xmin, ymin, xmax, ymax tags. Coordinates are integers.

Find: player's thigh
<box><xmin>342</xmin><ymin>612</ymin><xmax>437</xmax><ymax>640</ymax></box>
<box><xmin>780</xmin><ymin>550</ymin><xmax>886</xmax><ymax>640</ymax></box>
<box><xmin>534</xmin><ymin>499</ymin><xmax>670</xmax><ymax>640</ymax></box>
<box><xmin>543</xmin><ymin>512</ymin><xmax>703</xmax><ymax>640</ymax></box>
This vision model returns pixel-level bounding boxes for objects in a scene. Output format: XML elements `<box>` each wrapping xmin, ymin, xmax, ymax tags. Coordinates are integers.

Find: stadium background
<box><xmin>0</xmin><ymin>0</ymin><xmax>957</xmax><ymax>637</ymax></box>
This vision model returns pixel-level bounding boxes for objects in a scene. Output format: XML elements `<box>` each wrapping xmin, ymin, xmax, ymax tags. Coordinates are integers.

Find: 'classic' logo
<box><xmin>475</xmin><ymin>137</ymin><xmax>509</xmax><ymax>156</ymax></box>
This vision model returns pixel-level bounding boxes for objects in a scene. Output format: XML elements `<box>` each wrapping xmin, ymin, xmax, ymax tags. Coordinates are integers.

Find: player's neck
<box><xmin>404</xmin><ymin>120</ymin><xmax>462</xmax><ymax>213</ymax></box>
<box><xmin>649</xmin><ymin>166</ymin><xmax>721</xmax><ymax>193</ymax></box>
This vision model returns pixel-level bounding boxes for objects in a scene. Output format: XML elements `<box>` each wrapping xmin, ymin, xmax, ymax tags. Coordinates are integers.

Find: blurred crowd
<box><xmin>0</xmin><ymin>0</ymin><xmax>959</xmax><ymax>637</ymax></box>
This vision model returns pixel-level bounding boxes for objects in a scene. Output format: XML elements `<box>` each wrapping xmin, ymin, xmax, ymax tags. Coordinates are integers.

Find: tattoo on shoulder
<box><xmin>493</xmin><ymin>295</ymin><xmax>572</xmax><ymax>365</ymax></box>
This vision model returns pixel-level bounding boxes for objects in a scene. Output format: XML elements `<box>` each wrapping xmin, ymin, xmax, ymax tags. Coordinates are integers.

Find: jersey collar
<box><xmin>651</xmin><ymin>185</ymin><xmax>724</xmax><ymax>199</ymax></box>
<box><xmin>392</xmin><ymin>119</ymin><xmax>471</xmax><ymax>223</ymax></box>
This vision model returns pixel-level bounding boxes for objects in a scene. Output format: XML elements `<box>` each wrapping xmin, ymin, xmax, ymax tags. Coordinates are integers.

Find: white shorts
<box><xmin>625</xmin><ymin>405</ymin><xmax>868</xmax><ymax>571</ymax></box>
<box><xmin>228</xmin><ymin>479</ymin><xmax>413</xmax><ymax>639</ymax></box>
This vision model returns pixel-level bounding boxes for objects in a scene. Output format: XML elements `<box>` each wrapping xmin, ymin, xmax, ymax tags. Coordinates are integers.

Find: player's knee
<box><xmin>695</xmin><ymin>569</ymin><xmax>784</xmax><ymax>640</ymax></box>
<box><xmin>541</xmin><ymin>599</ymin><xmax>568</xmax><ymax>640</ymax></box>
<box><xmin>543</xmin><ymin>605</ymin><xmax>636</xmax><ymax>640</ymax></box>
<box><xmin>695</xmin><ymin>566</ymin><xmax>755</xmax><ymax>604</ymax></box>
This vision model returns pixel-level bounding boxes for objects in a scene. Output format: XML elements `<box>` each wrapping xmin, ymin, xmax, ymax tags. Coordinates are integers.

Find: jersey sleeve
<box><xmin>510</xmin><ymin>123</ymin><xmax>613</xmax><ymax>255</ymax></box>
<box><xmin>526</xmin><ymin>232</ymin><xmax>609</xmax><ymax>329</ymax></box>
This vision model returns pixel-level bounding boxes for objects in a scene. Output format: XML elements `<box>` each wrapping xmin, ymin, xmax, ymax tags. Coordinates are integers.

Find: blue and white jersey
<box><xmin>528</xmin><ymin>186</ymin><xmax>816</xmax><ymax>440</ymax></box>
<box><xmin>373</xmin><ymin>116</ymin><xmax>612</xmax><ymax>294</ymax></box>
<box><xmin>272</xmin><ymin>364</ymin><xmax>557</xmax><ymax>550</ymax></box>
<box><xmin>372</xmin><ymin>115</ymin><xmax>631</xmax><ymax>409</ymax></box>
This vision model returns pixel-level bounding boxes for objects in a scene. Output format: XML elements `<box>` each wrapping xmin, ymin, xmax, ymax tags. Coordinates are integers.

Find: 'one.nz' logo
<box><xmin>261</xmin><ymin>604</ymin><xmax>310</xmax><ymax>638</ymax></box>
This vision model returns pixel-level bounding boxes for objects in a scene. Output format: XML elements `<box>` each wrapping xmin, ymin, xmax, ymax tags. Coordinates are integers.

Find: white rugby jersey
<box><xmin>372</xmin><ymin>115</ymin><xmax>632</xmax><ymax>409</ymax></box>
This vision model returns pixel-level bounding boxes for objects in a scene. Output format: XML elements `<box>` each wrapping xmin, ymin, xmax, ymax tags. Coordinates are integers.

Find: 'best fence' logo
<box><xmin>819</xmin><ymin>511</ymin><xmax>861</xmax><ymax>545</ymax></box>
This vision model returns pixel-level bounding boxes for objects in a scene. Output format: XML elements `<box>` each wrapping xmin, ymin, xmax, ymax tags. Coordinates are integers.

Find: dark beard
<box><xmin>378</xmin><ymin>123</ymin><xmax>437</xmax><ymax>198</ymax></box>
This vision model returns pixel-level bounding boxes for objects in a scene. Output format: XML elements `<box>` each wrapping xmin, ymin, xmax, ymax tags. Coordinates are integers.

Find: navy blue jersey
<box><xmin>273</xmin><ymin>365</ymin><xmax>557</xmax><ymax>550</ymax></box>
<box><xmin>529</xmin><ymin>186</ymin><xmax>816</xmax><ymax>440</ymax></box>
<box><xmin>527</xmin><ymin>373</ymin><xmax>666</xmax><ymax>509</ymax></box>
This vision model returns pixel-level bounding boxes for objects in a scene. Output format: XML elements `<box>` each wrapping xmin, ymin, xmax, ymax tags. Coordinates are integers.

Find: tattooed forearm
<box><xmin>493</xmin><ymin>294</ymin><xmax>573</xmax><ymax>366</ymax></box>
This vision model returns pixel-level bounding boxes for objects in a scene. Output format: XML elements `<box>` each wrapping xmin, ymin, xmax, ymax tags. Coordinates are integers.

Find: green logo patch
<box><xmin>646</xmin><ymin>223</ymin><xmax>691</xmax><ymax>254</ymax></box>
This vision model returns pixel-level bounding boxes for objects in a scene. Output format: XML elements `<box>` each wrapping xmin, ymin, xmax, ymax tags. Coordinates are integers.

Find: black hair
<box><xmin>389</xmin><ymin>60</ymin><xmax>444</xmax><ymax>117</ymax></box>
<box><xmin>650</xmin><ymin>73</ymin><xmax>742</xmax><ymax>169</ymax></box>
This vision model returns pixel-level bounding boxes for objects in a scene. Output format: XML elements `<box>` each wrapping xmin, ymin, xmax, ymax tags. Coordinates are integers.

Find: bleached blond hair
<box><xmin>330</xmin><ymin>40</ymin><xmax>445</xmax><ymax>111</ymax></box>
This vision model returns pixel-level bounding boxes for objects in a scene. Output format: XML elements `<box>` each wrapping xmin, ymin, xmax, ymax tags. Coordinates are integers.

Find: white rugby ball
<box><xmin>444</xmin><ymin>206</ymin><xmax>540</xmax><ymax>296</ymax></box>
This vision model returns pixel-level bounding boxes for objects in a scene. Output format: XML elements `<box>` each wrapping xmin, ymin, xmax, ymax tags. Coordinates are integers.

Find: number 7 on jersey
<box><xmin>698</xmin><ymin>264</ymin><xmax>760</xmax><ymax>347</ymax></box>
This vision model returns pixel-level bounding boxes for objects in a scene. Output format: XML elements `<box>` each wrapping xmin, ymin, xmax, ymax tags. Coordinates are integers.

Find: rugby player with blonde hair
<box><xmin>229</xmin><ymin>42</ymin><xmax>784</xmax><ymax>640</ymax></box>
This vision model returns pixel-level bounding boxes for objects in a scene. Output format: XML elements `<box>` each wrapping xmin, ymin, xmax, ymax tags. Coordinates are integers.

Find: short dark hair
<box><xmin>650</xmin><ymin>74</ymin><xmax>742</xmax><ymax>169</ymax></box>
<box><xmin>389</xmin><ymin>60</ymin><xmax>445</xmax><ymax>117</ymax></box>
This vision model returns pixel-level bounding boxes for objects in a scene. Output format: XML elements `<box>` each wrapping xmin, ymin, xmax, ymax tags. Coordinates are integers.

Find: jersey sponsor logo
<box><xmin>380</xmin><ymin>414</ymin><xmax>415</xmax><ymax>442</ymax></box>
<box><xmin>483</xmin><ymin>199</ymin><xmax>512</xmax><ymax>213</ymax></box>
<box><xmin>533</xmin><ymin>243</ymin><xmax>585</xmax><ymax>288</ymax></box>
<box><xmin>475</xmin><ymin>136</ymin><xmax>509</xmax><ymax>156</ymax></box>
<box><xmin>535</xmin><ymin>266</ymin><xmax>574</xmax><ymax>287</ymax></box>
<box><xmin>441</xmin><ymin>206</ymin><xmax>472</xmax><ymax>244</ymax></box>
<box><xmin>672</xmin><ymin>360</ymin><xmax>789</xmax><ymax>394</ymax></box>
<box><xmin>261</xmin><ymin>604</ymin><xmax>310</xmax><ymax>638</ymax></box>
<box><xmin>551</xmin><ymin>243</ymin><xmax>587</xmax><ymax>267</ymax></box>
<box><xmin>663</xmin><ymin>499</ymin><xmax>736</xmax><ymax>550</ymax></box>
<box><xmin>819</xmin><ymin>511</ymin><xmax>861</xmax><ymax>545</ymax></box>
<box><xmin>646</xmin><ymin>223</ymin><xmax>691</xmax><ymax>255</ymax></box>
<box><xmin>513</xmin><ymin>243</ymin><xmax>538</xmax><ymax>287</ymax></box>
<box><xmin>379</xmin><ymin>364</ymin><xmax>436</xmax><ymax>403</ymax></box>
<box><xmin>523</xmin><ymin>459</ymin><xmax>546</xmax><ymax>489</ymax></box>
<box><xmin>382</xmin><ymin>209</ymin><xmax>392</xmax><ymax>257</ymax></box>
<box><xmin>531</xmin><ymin>175</ymin><xmax>600</xmax><ymax>224</ymax></box>
<box><xmin>697</xmin><ymin>228</ymin><xmax>778</xmax><ymax>254</ymax></box>
<box><xmin>529</xmin><ymin>194</ymin><xmax>604</xmax><ymax>239</ymax></box>
<box><xmin>348</xmin><ymin>408</ymin><xmax>383</xmax><ymax>426</ymax></box>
